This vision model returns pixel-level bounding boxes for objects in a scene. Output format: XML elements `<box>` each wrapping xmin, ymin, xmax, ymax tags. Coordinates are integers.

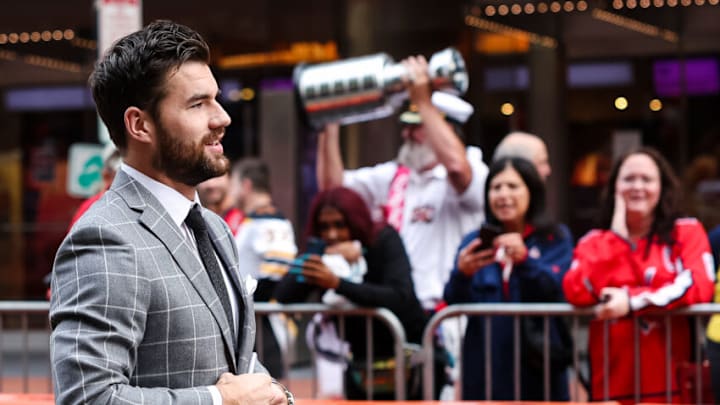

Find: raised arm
<box><xmin>316</xmin><ymin>123</ymin><xmax>344</xmax><ymax>191</ymax></box>
<box><xmin>403</xmin><ymin>55</ymin><xmax>472</xmax><ymax>194</ymax></box>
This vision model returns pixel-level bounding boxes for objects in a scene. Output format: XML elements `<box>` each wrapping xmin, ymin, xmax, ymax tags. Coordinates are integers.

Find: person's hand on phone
<box><xmin>456</xmin><ymin>238</ymin><xmax>496</xmax><ymax>277</ymax></box>
<box><xmin>299</xmin><ymin>255</ymin><xmax>340</xmax><ymax>289</ymax></box>
<box><xmin>594</xmin><ymin>286</ymin><xmax>630</xmax><ymax>320</ymax></box>
<box><xmin>494</xmin><ymin>232</ymin><xmax>527</xmax><ymax>263</ymax></box>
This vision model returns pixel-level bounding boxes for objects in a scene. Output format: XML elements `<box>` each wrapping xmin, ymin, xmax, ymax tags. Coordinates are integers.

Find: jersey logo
<box><xmin>410</xmin><ymin>205</ymin><xmax>436</xmax><ymax>224</ymax></box>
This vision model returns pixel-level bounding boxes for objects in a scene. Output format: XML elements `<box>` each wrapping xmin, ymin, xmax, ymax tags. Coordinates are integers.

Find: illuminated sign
<box><xmin>219</xmin><ymin>42</ymin><xmax>338</xmax><ymax>69</ymax></box>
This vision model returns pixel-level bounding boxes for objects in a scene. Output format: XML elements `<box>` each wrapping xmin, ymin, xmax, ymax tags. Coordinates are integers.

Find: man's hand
<box><xmin>215</xmin><ymin>373</ymin><xmax>286</xmax><ymax>405</ymax></box>
<box><xmin>270</xmin><ymin>381</ymin><xmax>292</xmax><ymax>405</ymax></box>
<box><xmin>401</xmin><ymin>55</ymin><xmax>432</xmax><ymax>107</ymax></box>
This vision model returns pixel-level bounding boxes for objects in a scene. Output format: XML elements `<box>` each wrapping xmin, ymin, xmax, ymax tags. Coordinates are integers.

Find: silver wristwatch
<box><xmin>272</xmin><ymin>380</ymin><xmax>295</xmax><ymax>405</ymax></box>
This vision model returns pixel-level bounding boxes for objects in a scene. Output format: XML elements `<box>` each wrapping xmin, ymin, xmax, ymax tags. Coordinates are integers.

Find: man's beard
<box><xmin>152</xmin><ymin>123</ymin><xmax>229</xmax><ymax>187</ymax></box>
<box><xmin>396</xmin><ymin>140</ymin><xmax>437</xmax><ymax>171</ymax></box>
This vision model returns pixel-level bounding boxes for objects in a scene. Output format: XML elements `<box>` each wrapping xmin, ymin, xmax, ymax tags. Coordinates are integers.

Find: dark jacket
<box><xmin>443</xmin><ymin>224</ymin><xmax>573</xmax><ymax>401</ymax></box>
<box><xmin>274</xmin><ymin>225</ymin><xmax>427</xmax><ymax>358</ymax></box>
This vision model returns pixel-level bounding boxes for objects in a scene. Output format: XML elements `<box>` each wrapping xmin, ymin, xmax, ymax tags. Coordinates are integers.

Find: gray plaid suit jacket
<box><xmin>50</xmin><ymin>170</ymin><xmax>261</xmax><ymax>404</ymax></box>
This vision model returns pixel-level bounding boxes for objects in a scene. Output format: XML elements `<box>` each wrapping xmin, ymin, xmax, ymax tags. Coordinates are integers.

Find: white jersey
<box><xmin>344</xmin><ymin>146</ymin><xmax>487</xmax><ymax>310</ymax></box>
<box><xmin>234</xmin><ymin>214</ymin><xmax>298</xmax><ymax>281</ymax></box>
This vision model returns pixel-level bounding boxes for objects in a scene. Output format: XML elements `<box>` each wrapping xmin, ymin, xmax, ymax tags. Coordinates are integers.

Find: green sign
<box><xmin>67</xmin><ymin>143</ymin><xmax>105</xmax><ymax>198</ymax></box>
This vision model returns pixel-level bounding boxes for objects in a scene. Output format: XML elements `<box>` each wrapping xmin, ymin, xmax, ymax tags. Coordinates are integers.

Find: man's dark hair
<box><xmin>232</xmin><ymin>158</ymin><xmax>271</xmax><ymax>193</ymax></box>
<box><xmin>89</xmin><ymin>20</ymin><xmax>210</xmax><ymax>152</ymax></box>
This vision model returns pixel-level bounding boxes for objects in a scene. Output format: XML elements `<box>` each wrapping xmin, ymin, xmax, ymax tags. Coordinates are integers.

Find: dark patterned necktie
<box><xmin>185</xmin><ymin>204</ymin><xmax>235</xmax><ymax>338</ymax></box>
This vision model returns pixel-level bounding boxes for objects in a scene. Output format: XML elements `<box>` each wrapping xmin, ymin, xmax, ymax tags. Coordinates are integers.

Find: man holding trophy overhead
<box><xmin>315</xmin><ymin>53</ymin><xmax>488</xmax><ymax>316</ymax></box>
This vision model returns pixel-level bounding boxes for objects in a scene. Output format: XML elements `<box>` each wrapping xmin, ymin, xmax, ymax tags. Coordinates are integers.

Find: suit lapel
<box><xmin>111</xmin><ymin>171</ymin><xmax>238</xmax><ymax>372</ymax></box>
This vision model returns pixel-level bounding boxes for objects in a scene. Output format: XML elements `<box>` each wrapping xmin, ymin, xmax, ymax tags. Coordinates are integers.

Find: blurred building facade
<box><xmin>1</xmin><ymin>0</ymin><xmax>719</xmax><ymax>298</ymax></box>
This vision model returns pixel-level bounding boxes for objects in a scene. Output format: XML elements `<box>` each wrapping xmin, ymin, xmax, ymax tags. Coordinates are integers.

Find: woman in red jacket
<box><xmin>563</xmin><ymin>147</ymin><xmax>715</xmax><ymax>404</ymax></box>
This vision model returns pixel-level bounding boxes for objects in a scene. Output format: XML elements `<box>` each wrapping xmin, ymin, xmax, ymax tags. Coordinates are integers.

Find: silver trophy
<box><xmin>293</xmin><ymin>47</ymin><xmax>469</xmax><ymax>128</ymax></box>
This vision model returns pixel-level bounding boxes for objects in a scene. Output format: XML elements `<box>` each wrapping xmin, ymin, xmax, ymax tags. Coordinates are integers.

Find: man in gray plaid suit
<box><xmin>50</xmin><ymin>20</ymin><xmax>291</xmax><ymax>405</ymax></box>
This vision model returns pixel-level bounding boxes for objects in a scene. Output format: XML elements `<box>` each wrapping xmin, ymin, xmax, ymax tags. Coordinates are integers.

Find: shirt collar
<box><xmin>120</xmin><ymin>163</ymin><xmax>201</xmax><ymax>228</ymax></box>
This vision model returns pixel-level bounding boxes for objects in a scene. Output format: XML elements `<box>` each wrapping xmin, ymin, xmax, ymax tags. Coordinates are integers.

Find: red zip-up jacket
<box><xmin>563</xmin><ymin>218</ymin><xmax>715</xmax><ymax>404</ymax></box>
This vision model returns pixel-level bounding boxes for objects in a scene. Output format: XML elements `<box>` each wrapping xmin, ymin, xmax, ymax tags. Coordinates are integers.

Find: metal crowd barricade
<box><xmin>422</xmin><ymin>302</ymin><xmax>720</xmax><ymax>403</ymax></box>
<box><xmin>254</xmin><ymin>302</ymin><xmax>409</xmax><ymax>400</ymax></box>
<box><xmin>0</xmin><ymin>301</ymin><xmax>52</xmax><ymax>393</ymax></box>
<box><xmin>0</xmin><ymin>301</ymin><xmax>409</xmax><ymax>399</ymax></box>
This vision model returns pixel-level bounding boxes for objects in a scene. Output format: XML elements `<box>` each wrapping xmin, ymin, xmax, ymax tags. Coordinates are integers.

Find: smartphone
<box><xmin>475</xmin><ymin>223</ymin><xmax>503</xmax><ymax>251</ymax></box>
<box><xmin>305</xmin><ymin>237</ymin><xmax>326</xmax><ymax>255</ymax></box>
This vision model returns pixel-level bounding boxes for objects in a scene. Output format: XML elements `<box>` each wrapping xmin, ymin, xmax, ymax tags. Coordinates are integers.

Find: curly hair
<box><xmin>89</xmin><ymin>20</ymin><xmax>210</xmax><ymax>152</ymax></box>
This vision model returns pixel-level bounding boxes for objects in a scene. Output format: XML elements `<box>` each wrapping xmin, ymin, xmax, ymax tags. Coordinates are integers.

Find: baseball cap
<box><xmin>399</xmin><ymin>92</ymin><xmax>474</xmax><ymax>125</ymax></box>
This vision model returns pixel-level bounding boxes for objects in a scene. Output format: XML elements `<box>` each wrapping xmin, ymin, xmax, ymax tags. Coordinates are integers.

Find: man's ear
<box><xmin>124</xmin><ymin>106</ymin><xmax>153</xmax><ymax>145</ymax></box>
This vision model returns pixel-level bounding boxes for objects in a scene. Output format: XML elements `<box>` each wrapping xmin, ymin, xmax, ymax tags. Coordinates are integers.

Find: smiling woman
<box><xmin>444</xmin><ymin>156</ymin><xmax>574</xmax><ymax>401</ymax></box>
<box><xmin>563</xmin><ymin>146</ymin><xmax>716</xmax><ymax>404</ymax></box>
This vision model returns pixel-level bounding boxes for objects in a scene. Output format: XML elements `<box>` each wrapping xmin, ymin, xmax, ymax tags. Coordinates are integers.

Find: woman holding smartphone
<box><xmin>563</xmin><ymin>147</ymin><xmax>715</xmax><ymax>404</ymax></box>
<box><xmin>444</xmin><ymin>156</ymin><xmax>574</xmax><ymax>400</ymax></box>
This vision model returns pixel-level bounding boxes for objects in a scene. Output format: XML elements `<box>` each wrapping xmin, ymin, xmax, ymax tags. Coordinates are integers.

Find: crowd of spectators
<box><xmin>61</xmin><ymin>47</ymin><xmax>719</xmax><ymax>403</ymax></box>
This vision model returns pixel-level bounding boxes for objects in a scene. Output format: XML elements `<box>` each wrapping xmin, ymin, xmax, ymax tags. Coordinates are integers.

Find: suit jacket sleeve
<box><xmin>50</xmin><ymin>224</ymin><xmax>215</xmax><ymax>405</ymax></box>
